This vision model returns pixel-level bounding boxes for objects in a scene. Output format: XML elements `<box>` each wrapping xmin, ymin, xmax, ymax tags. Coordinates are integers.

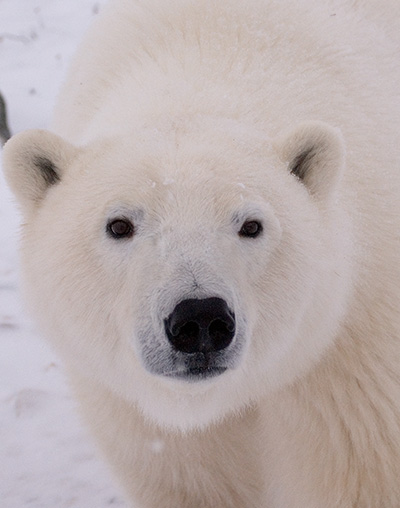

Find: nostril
<box><xmin>208</xmin><ymin>318</ymin><xmax>235</xmax><ymax>351</ymax></box>
<box><xmin>170</xmin><ymin>322</ymin><xmax>200</xmax><ymax>353</ymax></box>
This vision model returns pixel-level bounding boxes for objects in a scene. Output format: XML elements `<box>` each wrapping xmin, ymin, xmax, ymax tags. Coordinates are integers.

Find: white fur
<box><xmin>3</xmin><ymin>0</ymin><xmax>400</xmax><ymax>506</ymax></box>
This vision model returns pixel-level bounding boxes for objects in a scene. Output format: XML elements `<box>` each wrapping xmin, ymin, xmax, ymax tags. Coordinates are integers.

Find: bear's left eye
<box><xmin>239</xmin><ymin>220</ymin><xmax>263</xmax><ymax>239</ymax></box>
<box><xmin>107</xmin><ymin>218</ymin><xmax>134</xmax><ymax>239</ymax></box>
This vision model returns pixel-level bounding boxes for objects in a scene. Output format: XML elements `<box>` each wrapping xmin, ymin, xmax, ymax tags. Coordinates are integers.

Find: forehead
<box><xmin>74</xmin><ymin>132</ymin><xmax>278</xmax><ymax>215</ymax></box>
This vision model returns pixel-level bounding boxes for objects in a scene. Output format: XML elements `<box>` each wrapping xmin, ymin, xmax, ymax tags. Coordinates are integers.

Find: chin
<box><xmin>134</xmin><ymin>366</ymin><xmax>248</xmax><ymax>432</ymax></box>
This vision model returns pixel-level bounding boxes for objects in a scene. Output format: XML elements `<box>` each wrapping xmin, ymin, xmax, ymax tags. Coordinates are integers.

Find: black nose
<box><xmin>164</xmin><ymin>297</ymin><xmax>236</xmax><ymax>354</ymax></box>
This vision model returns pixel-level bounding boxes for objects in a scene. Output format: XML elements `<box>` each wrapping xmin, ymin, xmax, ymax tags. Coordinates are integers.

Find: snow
<box><xmin>0</xmin><ymin>1</ymin><xmax>128</xmax><ymax>506</ymax></box>
<box><xmin>163</xmin><ymin>178</ymin><xmax>175</xmax><ymax>186</ymax></box>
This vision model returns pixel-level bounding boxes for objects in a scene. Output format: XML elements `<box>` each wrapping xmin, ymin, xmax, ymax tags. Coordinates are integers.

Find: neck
<box><xmin>264</xmin><ymin>322</ymin><xmax>400</xmax><ymax>506</ymax></box>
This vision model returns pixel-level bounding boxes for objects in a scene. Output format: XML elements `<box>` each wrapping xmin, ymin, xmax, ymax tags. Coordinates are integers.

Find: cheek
<box><xmin>228</xmin><ymin>224</ymin><xmax>282</xmax><ymax>297</ymax></box>
<box><xmin>246</xmin><ymin>227</ymin><xmax>323</xmax><ymax>355</ymax></box>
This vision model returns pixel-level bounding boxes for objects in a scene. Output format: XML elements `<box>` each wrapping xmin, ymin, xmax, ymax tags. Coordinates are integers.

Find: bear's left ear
<box><xmin>274</xmin><ymin>121</ymin><xmax>345</xmax><ymax>202</ymax></box>
<box><xmin>2</xmin><ymin>129</ymin><xmax>78</xmax><ymax>215</ymax></box>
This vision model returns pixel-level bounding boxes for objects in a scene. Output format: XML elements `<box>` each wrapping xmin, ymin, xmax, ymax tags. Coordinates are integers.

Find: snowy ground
<box><xmin>0</xmin><ymin>1</ymin><xmax>128</xmax><ymax>506</ymax></box>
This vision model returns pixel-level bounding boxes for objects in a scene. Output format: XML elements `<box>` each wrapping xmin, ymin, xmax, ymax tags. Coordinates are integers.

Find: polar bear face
<box><xmin>3</xmin><ymin>120</ymin><xmax>352</xmax><ymax>429</ymax></box>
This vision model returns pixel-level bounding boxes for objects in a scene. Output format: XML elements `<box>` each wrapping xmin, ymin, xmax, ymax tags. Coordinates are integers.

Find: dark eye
<box><xmin>239</xmin><ymin>220</ymin><xmax>263</xmax><ymax>238</ymax></box>
<box><xmin>107</xmin><ymin>218</ymin><xmax>134</xmax><ymax>239</ymax></box>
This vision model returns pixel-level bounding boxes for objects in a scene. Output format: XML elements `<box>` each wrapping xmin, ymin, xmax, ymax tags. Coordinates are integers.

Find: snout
<box><xmin>138</xmin><ymin>295</ymin><xmax>244</xmax><ymax>382</ymax></box>
<box><xmin>164</xmin><ymin>297</ymin><xmax>236</xmax><ymax>354</ymax></box>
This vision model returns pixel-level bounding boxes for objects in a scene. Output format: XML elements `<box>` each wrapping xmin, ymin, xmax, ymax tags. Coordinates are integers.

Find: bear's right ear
<box><xmin>2</xmin><ymin>129</ymin><xmax>78</xmax><ymax>214</ymax></box>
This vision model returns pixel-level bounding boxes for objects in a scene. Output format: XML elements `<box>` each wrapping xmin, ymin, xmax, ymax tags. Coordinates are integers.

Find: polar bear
<box><xmin>3</xmin><ymin>0</ymin><xmax>400</xmax><ymax>506</ymax></box>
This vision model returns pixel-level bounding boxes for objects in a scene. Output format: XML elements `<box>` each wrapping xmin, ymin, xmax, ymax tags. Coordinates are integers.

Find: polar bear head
<box><xmin>3</xmin><ymin>119</ymin><xmax>352</xmax><ymax>429</ymax></box>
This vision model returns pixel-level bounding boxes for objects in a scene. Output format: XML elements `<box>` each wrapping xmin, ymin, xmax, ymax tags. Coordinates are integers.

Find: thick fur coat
<box><xmin>3</xmin><ymin>0</ymin><xmax>400</xmax><ymax>506</ymax></box>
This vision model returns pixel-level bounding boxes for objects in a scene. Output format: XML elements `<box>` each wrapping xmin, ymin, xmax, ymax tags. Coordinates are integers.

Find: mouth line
<box><xmin>164</xmin><ymin>366</ymin><xmax>228</xmax><ymax>381</ymax></box>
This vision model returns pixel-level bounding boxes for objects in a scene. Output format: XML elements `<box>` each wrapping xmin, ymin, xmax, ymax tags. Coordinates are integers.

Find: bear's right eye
<box><xmin>107</xmin><ymin>218</ymin><xmax>134</xmax><ymax>239</ymax></box>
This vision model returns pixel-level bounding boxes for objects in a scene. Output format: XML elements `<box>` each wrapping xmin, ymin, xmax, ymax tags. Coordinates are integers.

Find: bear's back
<box><xmin>52</xmin><ymin>0</ymin><xmax>400</xmax><ymax>142</ymax></box>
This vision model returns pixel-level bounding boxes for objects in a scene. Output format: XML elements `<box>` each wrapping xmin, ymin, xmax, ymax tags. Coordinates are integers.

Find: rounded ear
<box><xmin>2</xmin><ymin>129</ymin><xmax>78</xmax><ymax>215</ymax></box>
<box><xmin>274</xmin><ymin>121</ymin><xmax>345</xmax><ymax>202</ymax></box>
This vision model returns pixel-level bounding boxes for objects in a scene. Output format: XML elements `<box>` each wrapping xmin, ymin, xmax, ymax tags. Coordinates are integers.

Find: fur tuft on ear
<box><xmin>274</xmin><ymin>121</ymin><xmax>345</xmax><ymax>202</ymax></box>
<box><xmin>2</xmin><ymin>129</ymin><xmax>78</xmax><ymax>214</ymax></box>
